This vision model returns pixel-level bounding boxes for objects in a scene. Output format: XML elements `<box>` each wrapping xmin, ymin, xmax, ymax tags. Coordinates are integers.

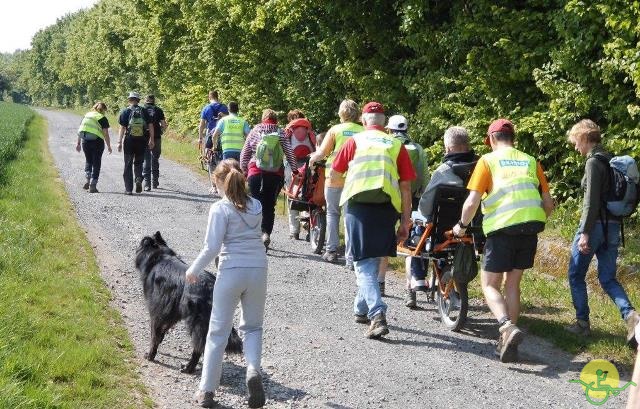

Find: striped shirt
<box><xmin>240</xmin><ymin>123</ymin><xmax>297</xmax><ymax>177</ymax></box>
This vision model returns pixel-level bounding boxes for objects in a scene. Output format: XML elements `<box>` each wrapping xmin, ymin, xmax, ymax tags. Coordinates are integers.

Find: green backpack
<box><xmin>397</xmin><ymin>134</ymin><xmax>424</xmax><ymax>195</ymax></box>
<box><xmin>128</xmin><ymin>106</ymin><xmax>146</xmax><ymax>137</ymax></box>
<box><xmin>255</xmin><ymin>132</ymin><xmax>284</xmax><ymax>172</ymax></box>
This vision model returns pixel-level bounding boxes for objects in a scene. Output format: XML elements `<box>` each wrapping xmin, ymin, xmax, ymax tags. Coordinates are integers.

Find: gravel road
<box><xmin>42</xmin><ymin>109</ymin><xmax>613</xmax><ymax>408</ymax></box>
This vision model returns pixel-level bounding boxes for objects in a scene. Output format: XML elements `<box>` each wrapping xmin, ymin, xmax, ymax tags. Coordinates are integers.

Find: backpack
<box><xmin>396</xmin><ymin>133</ymin><xmax>424</xmax><ymax>196</ymax></box>
<box><xmin>128</xmin><ymin>106</ymin><xmax>146</xmax><ymax>137</ymax></box>
<box><xmin>144</xmin><ymin>104</ymin><xmax>161</xmax><ymax>136</ymax></box>
<box><xmin>255</xmin><ymin>132</ymin><xmax>284</xmax><ymax>172</ymax></box>
<box><xmin>594</xmin><ymin>154</ymin><xmax>640</xmax><ymax>217</ymax></box>
<box><xmin>451</xmin><ymin>243</ymin><xmax>478</xmax><ymax>284</ymax></box>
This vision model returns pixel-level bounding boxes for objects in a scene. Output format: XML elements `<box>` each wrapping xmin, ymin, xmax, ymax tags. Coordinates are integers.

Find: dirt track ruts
<box><xmin>43</xmin><ymin>109</ymin><xmax>601</xmax><ymax>408</ymax></box>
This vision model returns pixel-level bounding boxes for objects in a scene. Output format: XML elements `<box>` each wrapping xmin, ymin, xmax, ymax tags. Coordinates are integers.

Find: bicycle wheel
<box><xmin>436</xmin><ymin>266</ymin><xmax>468</xmax><ymax>332</ymax></box>
<box><xmin>310</xmin><ymin>209</ymin><xmax>326</xmax><ymax>254</ymax></box>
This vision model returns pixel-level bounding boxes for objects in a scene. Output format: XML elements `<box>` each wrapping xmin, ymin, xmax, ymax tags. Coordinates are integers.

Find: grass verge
<box><xmin>0</xmin><ymin>108</ymin><xmax>151</xmax><ymax>407</ymax></box>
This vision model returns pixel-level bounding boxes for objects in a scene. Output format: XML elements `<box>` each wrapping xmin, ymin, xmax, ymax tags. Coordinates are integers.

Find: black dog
<box><xmin>135</xmin><ymin>231</ymin><xmax>243</xmax><ymax>373</ymax></box>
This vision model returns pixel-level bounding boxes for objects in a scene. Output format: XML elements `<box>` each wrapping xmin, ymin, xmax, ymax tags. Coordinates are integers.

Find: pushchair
<box><xmin>397</xmin><ymin>162</ymin><xmax>485</xmax><ymax>331</ymax></box>
<box><xmin>283</xmin><ymin>159</ymin><xmax>327</xmax><ymax>254</ymax></box>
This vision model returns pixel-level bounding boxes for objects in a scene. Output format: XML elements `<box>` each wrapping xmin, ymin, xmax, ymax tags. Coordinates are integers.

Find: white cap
<box><xmin>387</xmin><ymin>114</ymin><xmax>408</xmax><ymax>131</ymax></box>
<box><xmin>127</xmin><ymin>92</ymin><xmax>141</xmax><ymax>100</ymax></box>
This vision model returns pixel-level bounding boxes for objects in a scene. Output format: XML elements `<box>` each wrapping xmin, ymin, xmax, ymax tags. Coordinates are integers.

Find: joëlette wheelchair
<box><xmin>397</xmin><ymin>162</ymin><xmax>485</xmax><ymax>331</ymax></box>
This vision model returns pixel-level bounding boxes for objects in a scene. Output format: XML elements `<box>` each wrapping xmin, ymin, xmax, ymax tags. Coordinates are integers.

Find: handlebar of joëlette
<box><xmin>444</xmin><ymin>226</ymin><xmax>483</xmax><ymax>239</ymax></box>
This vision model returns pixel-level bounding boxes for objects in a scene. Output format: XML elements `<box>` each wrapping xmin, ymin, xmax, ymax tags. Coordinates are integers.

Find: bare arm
<box><xmin>541</xmin><ymin>191</ymin><xmax>554</xmax><ymax>217</ymax></box>
<box><xmin>198</xmin><ymin>119</ymin><xmax>207</xmax><ymax>141</ymax></box>
<box><xmin>453</xmin><ymin>190</ymin><xmax>483</xmax><ymax>236</ymax></box>
<box><xmin>397</xmin><ymin>180</ymin><xmax>412</xmax><ymax>243</ymax></box>
<box><xmin>117</xmin><ymin>125</ymin><xmax>125</xmax><ymax>152</ymax></box>
<box><xmin>102</xmin><ymin>128</ymin><xmax>112</xmax><ymax>153</ymax></box>
<box><xmin>309</xmin><ymin>131</ymin><xmax>335</xmax><ymax>164</ymax></box>
<box><xmin>148</xmin><ymin>124</ymin><xmax>155</xmax><ymax>149</ymax></box>
<box><xmin>160</xmin><ymin>119</ymin><xmax>168</xmax><ymax>133</ymax></box>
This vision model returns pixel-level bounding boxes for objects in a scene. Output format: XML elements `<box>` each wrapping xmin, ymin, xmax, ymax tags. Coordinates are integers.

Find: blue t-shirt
<box><xmin>200</xmin><ymin>102</ymin><xmax>229</xmax><ymax>132</ymax></box>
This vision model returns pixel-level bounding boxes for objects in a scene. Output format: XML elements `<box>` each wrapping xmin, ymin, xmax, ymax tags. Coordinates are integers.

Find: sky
<box><xmin>0</xmin><ymin>0</ymin><xmax>100</xmax><ymax>53</ymax></box>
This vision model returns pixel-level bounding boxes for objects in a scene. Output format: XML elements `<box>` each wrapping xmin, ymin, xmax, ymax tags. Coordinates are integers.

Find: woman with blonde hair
<box><xmin>76</xmin><ymin>101</ymin><xmax>112</xmax><ymax>192</ymax></box>
<box><xmin>187</xmin><ymin>159</ymin><xmax>268</xmax><ymax>408</ymax></box>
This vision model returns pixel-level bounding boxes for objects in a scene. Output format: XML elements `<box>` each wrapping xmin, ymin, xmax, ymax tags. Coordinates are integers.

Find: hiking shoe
<box><xmin>152</xmin><ymin>180</ymin><xmax>159</xmax><ymax>189</ymax></box>
<box><xmin>89</xmin><ymin>185</ymin><xmax>99</xmax><ymax>193</ymax></box>
<box><xmin>135</xmin><ymin>178</ymin><xmax>143</xmax><ymax>193</ymax></box>
<box><xmin>345</xmin><ymin>260</ymin><xmax>354</xmax><ymax>271</ymax></box>
<box><xmin>144</xmin><ymin>185</ymin><xmax>151</xmax><ymax>192</ymax></box>
<box><xmin>495</xmin><ymin>333</ymin><xmax>504</xmax><ymax>357</ymax></box>
<box><xmin>626</xmin><ymin>311</ymin><xmax>639</xmax><ymax>349</ymax></box>
<box><xmin>565</xmin><ymin>319</ymin><xmax>591</xmax><ymax>337</ymax></box>
<box><xmin>246</xmin><ymin>368</ymin><xmax>265</xmax><ymax>408</ymax></box>
<box><xmin>366</xmin><ymin>313</ymin><xmax>390</xmax><ymax>339</ymax></box>
<box><xmin>289</xmin><ymin>232</ymin><xmax>300</xmax><ymax>240</ymax></box>
<box><xmin>193</xmin><ymin>390</ymin><xmax>215</xmax><ymax>408</ymax></box>
<box><xmin>498</xmin><ymin>321</ymin><xmax>524</xmax><ymax>363</ymax></box>
<box><xmin>82</xmin><ymin>179</ymin><xmax>90</xmax><ymax>190</ymax></box>
<box><xmin>125</xmin><ymin>191</ymin><xmax>133</xmax><ymax>196</ymax></box>
<box><xmin>379</xmin><ymin>281</ymin><xmax>386</xmax><ymax>297</ymax></box>
<box><xmin>354</xmin><ymin>314</ymin><xmax>370</xmax><ymax>324</ymax></box>
<box><xmin>262</xmin><ymin>233</ymin><xmax>271</xmax><ymax>249</ymax></box>
<box><xmin>322</xmin><ymin>251</ymin><xmax>338</xmax><ymax>263</ymax></box>
<box><xmin>405</xmin><ymin>289</ymin><xmax>417</xmax><ymax>309</ymax></box>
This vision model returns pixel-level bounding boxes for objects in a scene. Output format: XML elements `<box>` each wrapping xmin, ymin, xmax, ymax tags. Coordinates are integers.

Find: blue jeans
<box><xmin>222</xmin><ymin>150</ymin><xmax>240</xmax><ymax>161</ymax></box>
<box><xmin>568</xmin><ymin>222</ymin><xmax>634</xmax><ymax>321</ymax></box>
<box><xmin>143</xmin><ymin>138</ymin><xmax>162</xmax><ymax>186</ymax></box>
<box><xmin>353</xmin><ymin>257</ymin><xmax>387</xmax><ymax>319</ymax></box>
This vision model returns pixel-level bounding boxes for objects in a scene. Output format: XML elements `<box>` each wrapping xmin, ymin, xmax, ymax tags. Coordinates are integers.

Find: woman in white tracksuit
<box><xmin>186</xmin><ymin>159</ymin><xmax>268</xmax><ymax>408</ymax></box>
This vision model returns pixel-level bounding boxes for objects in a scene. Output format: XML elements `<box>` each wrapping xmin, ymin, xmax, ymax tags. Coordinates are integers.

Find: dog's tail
<box><xmin>226</xmin><ymin>327</ymin><xmax>243</xmax><ymax>354</ymax></box>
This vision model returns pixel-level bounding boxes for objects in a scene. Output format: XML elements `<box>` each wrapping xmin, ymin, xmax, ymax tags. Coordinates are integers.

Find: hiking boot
<box><xmin>498</xmin><ymin>321</ymin><xmax>524</xmax><ymax>363</ymax></box>
<box><xmin>405</xmin><ymin>289</ymin><xmax>417</xmax><ymax>309</ymax></box>
<box><xmin>289</xmin><ymin>232</ymin><xmax>299</xmax><ymax>240</ymax></box>
<box><xmin>135</xmin><ymin>178</ymin><xmax>143</xmax><ymax>193</ymax></box>
<box><xmin>82</xmin><ymin>178</ymin><xmax>90</xmax><ymax>190</ymax></box>
<box><xmin>354</xmin><ymin>314</ymin><xmax>370</xmax><ymax>324</ymax></box>
<box><xmin>262</xmin><ymin>233</ymin><xmax>271</xmax><ymax>249</ymax></box>
<box><xmin>152</xmin><ymin>180</ymin><xmax>159</xmax><ymax>189</ymax></box>
<box><xmin>565</xmin><ymin>319</ymin><xmax>591</xmax><ymax>337</ymax></box>
<box><xmin>626</xmin><ymin>311</ymin><xmax>639</xmax><ymax>349</ymax></box>
<box><xmin>193</xmin><ymin>390</ymin><xmax>215</xmax><ymax>408</ymax></box>
<box><xmin>89</xmin><ymin>184</ymin><xmax>99</xmax><ymax>193</ymax></box>
<box><xmin>246</xmin><ymin>368</ymin><xmax>265</xmax><ymax>408</ymax></box>
<box><xmin>366</xmin><ymin>313</ymin><xmax>390</xmax><ymax>339</ymax></box>
<box><xmin>322</xmin><ymin>251</ymin><xmax>338</xmax><ymax>263</ymax></box>
<box><xmin>379</xmin><ymin>281</ymin><xmax>386</xmax><ymax>297</ymax></box>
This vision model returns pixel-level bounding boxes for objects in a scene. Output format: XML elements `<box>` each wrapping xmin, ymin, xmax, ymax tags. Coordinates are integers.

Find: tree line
<box><xmin>2</xmin><ymin>0</ymin><xmax>640</xmax><ymax>201</ymax></box>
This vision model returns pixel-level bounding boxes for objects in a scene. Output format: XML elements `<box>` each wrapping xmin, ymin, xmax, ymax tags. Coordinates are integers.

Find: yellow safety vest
<box><xmin>481</xmin><ymin>147</ymin><xmax>547</xmax><ymax>235</ymax></box>
<box><xmin>78</xmin><ymin>111</ymin><xmax>105</xmax><ymax>140</ymax></box>
<box><xmin>326</xmin><ymin>122</ymin><xmax>364</xmax><ymax>167</ymax></box>
<box><xmin>340</xmin><ymin>130</ymin><xmax>403</xmax><ymax>212</ymax></box>
<box><xmin>219</xmin><ymin>115</ymin><xmax>247</xmax><ymax>151</ymax></box>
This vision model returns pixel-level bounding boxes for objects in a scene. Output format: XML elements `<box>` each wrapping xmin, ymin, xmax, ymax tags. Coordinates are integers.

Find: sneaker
<box><xmin>289</xmin><ymin>232</ymin><xmax>300</xmax><ymax>240</ymax></box>
<box><xmin>89</xmin><ymin>184</ymin><xmax>99</xmax><ymax>193</ymax></box>
<box><xmin>262</xmin><ymin>233</ymin><xmax>270</xmax><ymax>249</ymax></box>
<box><xmin>345</xmin><ymin>260</ymin><xmax>354</xmax><ymax>271</ymax></box>
<box><xmin>322</xmin><ymin>251</ymin><xmax>338</xmax><ymax>263</ymax></box>
<box><xmin>144</xmin><ymin>184</ymin><xmax>151</xmax><ymax>192</ymax></box>
<box><xmin>135</xmin><ymin>178</ymin><xmax>143</xmax><ymax>193</ymax></box>
<box><xmin>82</xmin><ymin>179</ymin><xmax>90</xmax><ymax>190</ymax></box>
<box><xmin>193</xmin><ymin>390</ymin><xmax>215</xmax><ymax>408</ymax></box>
<box><xmin>379</xmin><ymin>281</ymin><xmax>386</xmax><ymax>297</ymax></box>
<box><xmin>246</xmin><ymin>368</ymin><xmax>265</xmax><ymax>408</ymax></box>
<box><xmin>366</xmin><ymin>313</ymin><xmax>390</xmax><ymax>339</ymax></box>
<box><xmin>354</xmin><ymin>314</ymin><xmax>370</xmax><ymax>324</ymax></box>
<box><xmin>495</xmin><ymin>334</ymin><xmax>503</xmax><ymax>357</ymax></box>
<box><xmin>405</xmin><ymin>289</ymin><xmax>417</xmax><ymax>309</ymax></box>
<box><xmin>565</xmin><ymin>319</ymin><xmax>591</xmax><ymax>337</ymax></box>
<box><xmin>626</xmin><ymin>311</ymin><xmax>639</xmax><ymax>349</ymax></box>
<box><xmin>498</xmin><ymin>321</ymin><xmax>524</xmax><ymax>363</ymax></box>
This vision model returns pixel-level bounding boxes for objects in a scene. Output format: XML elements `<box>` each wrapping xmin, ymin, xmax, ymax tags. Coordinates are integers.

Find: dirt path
<box><xmin>43</xmin><ymin>109</ymin><xmax>600</xmax><ymax>408</ymax></box>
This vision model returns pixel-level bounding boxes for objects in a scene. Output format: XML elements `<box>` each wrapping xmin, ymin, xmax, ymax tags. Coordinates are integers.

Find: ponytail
<box><xmin>213</xmin><ymin>159</ymin><xmax>249</xmax><ymax>211</ymax></box>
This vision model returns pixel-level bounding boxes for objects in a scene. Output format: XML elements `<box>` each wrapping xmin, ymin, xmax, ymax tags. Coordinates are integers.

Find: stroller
<box><xmin>397</xmin><ymin>161</ymin><xmax>485</xmax><ymax>331</ymax></box>
<box><xmin>283</xmin><ymin>159</ymin><xmax>327</xmax><ymax>254</ymax></box>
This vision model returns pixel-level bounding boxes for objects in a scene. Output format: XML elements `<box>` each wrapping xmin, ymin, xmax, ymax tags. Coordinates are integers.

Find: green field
<box><xmin>0</xmin><ymin>103</ymin><xmax>151</xmax><ymax>407</ymax></box>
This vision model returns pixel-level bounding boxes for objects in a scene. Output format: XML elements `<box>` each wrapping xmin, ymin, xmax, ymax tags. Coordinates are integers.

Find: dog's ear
<box><xmin>154</xmin><ymin>231</ymin><xmax>167</xmax><ymax>246</ymax></box>
<box><xmin>140</xmin><ymin>236</ymin><xmax>155</xmax><ymax>248</ymax></box>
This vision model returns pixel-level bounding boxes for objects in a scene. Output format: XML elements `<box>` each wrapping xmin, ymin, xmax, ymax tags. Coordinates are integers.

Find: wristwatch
<box><xmin>457</xmin><ymin>220</ymin><xmax>470</xmax><ymax>229</ymax></box>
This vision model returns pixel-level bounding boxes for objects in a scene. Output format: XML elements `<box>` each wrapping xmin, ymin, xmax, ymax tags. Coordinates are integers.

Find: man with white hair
<box><xmin>331</xmin><ymin>101</ymin><xmax>415</xmax><ymax>339</ymax></box>
<box><xmin>404</xmin><ymin>126</ymin><xmax>477</xmax><ymax>308</ymax></box>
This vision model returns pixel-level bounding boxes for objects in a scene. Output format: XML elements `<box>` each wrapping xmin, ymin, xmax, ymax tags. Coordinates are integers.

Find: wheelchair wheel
<box><xmin>436</xmin><ymin>266</ymin><xmax>468</xmax><ymax>332</ymax></box>
<box><xmin>310</xmin><ymin>209</ymin><xmax>326</xmax><ymax>255</ymax></box>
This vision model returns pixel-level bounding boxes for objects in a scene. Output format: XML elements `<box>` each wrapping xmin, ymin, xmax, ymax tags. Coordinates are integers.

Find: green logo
<box><xmin>569</xmin><ymin>359</ymin><xmax>636</xmax><ymax>405</ymax></box>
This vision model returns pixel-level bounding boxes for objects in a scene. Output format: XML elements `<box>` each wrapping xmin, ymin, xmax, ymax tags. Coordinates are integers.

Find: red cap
<box><xmin>485</xmin><ymin>118</ymin><xmax>514</xmax><ymax>145</ymax></box>
<box><xmin>362</xmin><ymin>101</ymin><xmax>384</xmax><ymax>114</ymax></box>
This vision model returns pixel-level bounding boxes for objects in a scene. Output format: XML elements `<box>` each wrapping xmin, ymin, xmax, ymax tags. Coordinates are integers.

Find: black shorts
<box><xmin>482</xmin><ymin>232</ymin><xmax>538</xmax><ymax>273</ymax></box>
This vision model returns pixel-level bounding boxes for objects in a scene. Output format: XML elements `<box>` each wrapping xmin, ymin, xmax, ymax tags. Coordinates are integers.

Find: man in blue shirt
<box><xmin>198</xmin><ymin>90</ymin><xmax>229</xmax><ymax>151</ymax></box>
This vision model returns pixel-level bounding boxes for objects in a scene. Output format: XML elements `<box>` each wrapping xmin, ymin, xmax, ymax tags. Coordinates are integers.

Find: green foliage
<box><xmin>0</xmin><ymin>108</ymin><xmax>148</xmax><ymax>407</ymax></box>
<box><xmin>7</xmin><ymin>0</ymin><xmax>640</xmax><ymax>200</ymax></box>
<box><xmin>0</xmin><ymin>102</ymin><xmax>33</xmax><ymax>179</ymax></box>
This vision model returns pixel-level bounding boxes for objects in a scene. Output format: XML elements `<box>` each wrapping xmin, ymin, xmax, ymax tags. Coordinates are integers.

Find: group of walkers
<box><xmin>75</xmin><ymin>91</ymin><xmax>640</xmax><ymax>408</ymax></box>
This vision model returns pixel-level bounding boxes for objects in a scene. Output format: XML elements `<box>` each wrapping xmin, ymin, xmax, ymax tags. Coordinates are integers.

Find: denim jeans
<box><xmin>143</xmin><ymin>137</ymin><xmax>162</xmax><ymax>186</ymax></box>
<box><xmin>222</xmin><ymin>150</ymin><xmax>240</xmax><ymax>161</ymax></box>
<box><xmin>325</xmin><ymin>186</ymin><xmax>350</xmax><ymax>260</ymax></box>
<box><xmin>81</xmin><ymin>138</ymin><xmax>105</xmax><ymax>184</ymax></box>
<box><xmin>568</xmin><ymin>222</ymin><xmax>634</xmax><ymax>321</ymax></box>
<box><xmin>123</xmin><ymin>137</ymin><xmax>146</xmax><ymax>192</ymax></box>
<box><xmin>353</xmin><ymin>257</ymin><xmax>387</xmax><ymax>319</ymax></box>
